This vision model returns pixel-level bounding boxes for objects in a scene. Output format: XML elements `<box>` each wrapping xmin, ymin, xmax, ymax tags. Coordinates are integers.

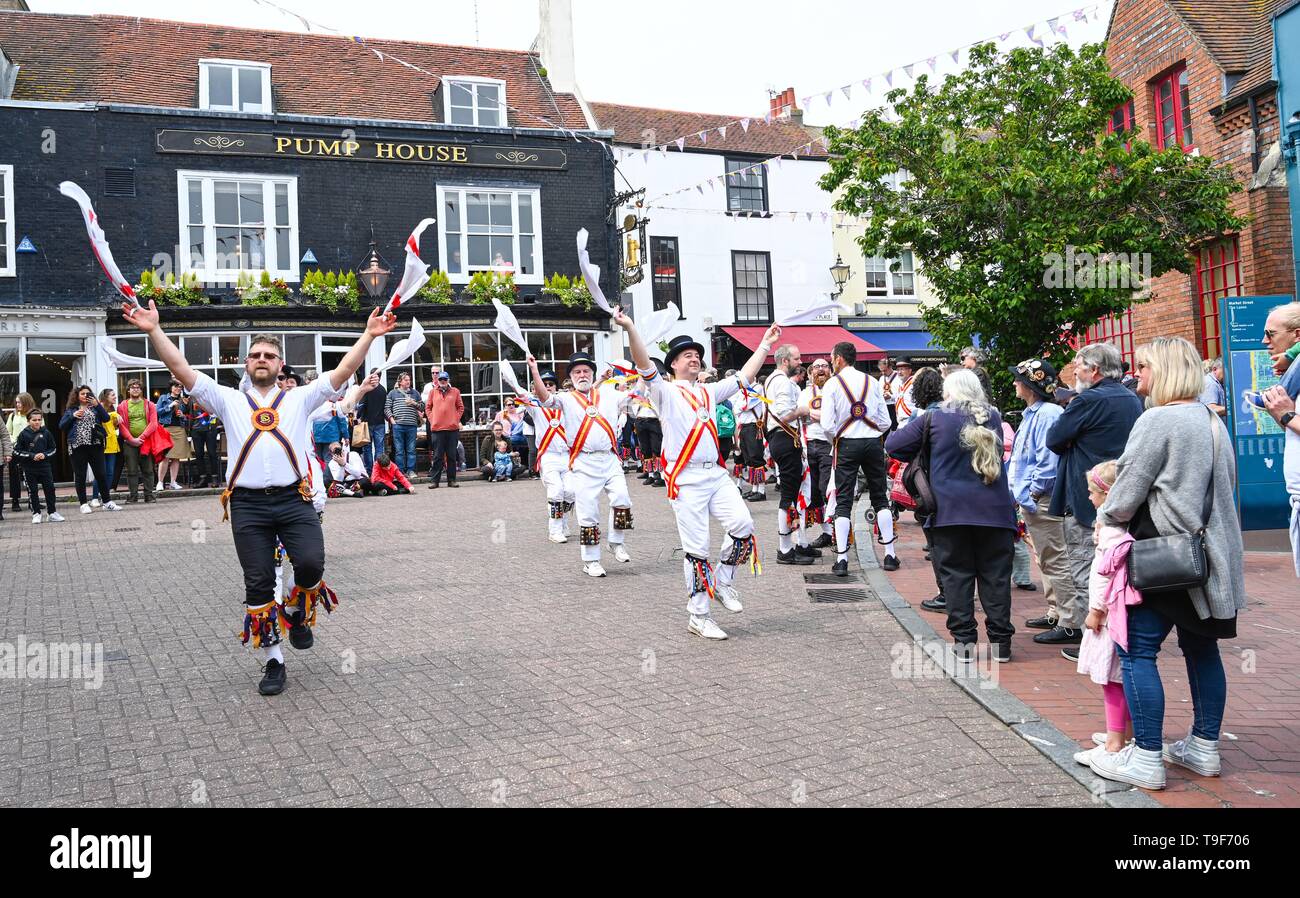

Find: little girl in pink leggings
<box><xmin>1073</xmin><ymin>460</ymin><xmax>1143</xmax><ymax>766</ymax></box>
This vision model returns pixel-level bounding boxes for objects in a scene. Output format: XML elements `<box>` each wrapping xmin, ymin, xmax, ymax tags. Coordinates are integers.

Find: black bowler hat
<box><xmin>1010</xmin><ymin>357</ymin><xmax>1060</xmax><ymax>401</ymax></box>
<box><xmin>894</xmin><ymin>356</ymin><xmax>915</xmax><ymax>370</ymax></box>
<box><xmin>567</xmin><ymin>352</ymin><xmax>598</xmax><ymax>377</ymax></box>
<box><xmin>664</xmin><ymin>334</ymin><xmax>706</xmax><ymax>369</ymax></box>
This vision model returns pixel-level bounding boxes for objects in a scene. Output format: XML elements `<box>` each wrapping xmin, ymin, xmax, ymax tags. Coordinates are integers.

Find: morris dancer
<box><xmin>632</xmin><ymin>364</ymin><xmax>666</xmax><ymax>488</ymax></box>
<box><xmin>529</xmin><ymin>351</ymin><xmax>634</xmax><ymax>578</ymax></box>
<box><xmin>512</xmin><ymin>368</ymin><xmax>575</xmax><ymax>543</ymax></box>
<box><xmin>734</xmin><ymin>379</ymin><xmax>768</xmax><ymax>500</ymax></box>
<box><xmin>822</xmin><ymin>341</ymin><xmax>897</xmax><ymax>577</ymax></box>
<box><xmin>799</xmin><ymin>357</ymin><xmax>835</xmax><ymax>548</ymax></box>
<box><xmin>892</xmin><ymin>357</ymin><xmax>917</xmax><ymax>429</ymax></box>
<box><xmin>616</xmin><ymin>310</ymin><xmax>776</xmax><ymax>639</ymax></box>
<box><xmin>765</xmin><ymin>344</ymin><xmax>819</xmax><ymax>566</ymax></box>
<box><xmin>122</xmin><ymin>299</ymin><xmax>395</xmax><ymax>695</ymax></box>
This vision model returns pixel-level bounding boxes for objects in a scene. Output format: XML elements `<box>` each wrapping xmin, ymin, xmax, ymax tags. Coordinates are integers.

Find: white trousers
<box><xmin>668</xmin><ymin>464</ymin><xmax>755</xmax><ymax>616</ymax></box>
<box><xmin>539</xmin><ymin>451</ymin><xmax>575</xmax><ymax>538</ymax></box>
<box><xmin>572</xmin><ymin>450</ymin><xmax>632</xmax><ymax>561</ymax></box>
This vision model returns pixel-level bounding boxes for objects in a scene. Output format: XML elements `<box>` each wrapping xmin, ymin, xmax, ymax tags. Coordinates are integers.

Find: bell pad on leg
<box><xmin>579</xmin><ymin>524</ymin><xmax>601</xmax><ymax>546</ymax></box>
<box><xmin>612</xmin><ymin>506</ymin><xmax>634</xmax><ymax>530</ymax></box>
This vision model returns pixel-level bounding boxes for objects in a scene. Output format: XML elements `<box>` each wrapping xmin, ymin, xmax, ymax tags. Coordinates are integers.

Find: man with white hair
<box><xmin>960</xmin><ymin>346</ymin><xmax>985</xmax><ymax>370</ymax></box>
<box><xmin>1260</xmin><ymin>301</ymin><xmax>1300</xmax><ymax>576</ymax></box>
<box><xmin>1044</xmin><ymin>342</ymin><xmax>1144</xmax><ymax>652</ymax></box>
<box><xmin>766</xmin><ymin>343</ymin><xmax>819</xmax><ymax>565</ymax></box>
<box><xmin>1199</xmin><ymin>357</ymin><xmax>1226</xmax><ymax>417</ymax></box>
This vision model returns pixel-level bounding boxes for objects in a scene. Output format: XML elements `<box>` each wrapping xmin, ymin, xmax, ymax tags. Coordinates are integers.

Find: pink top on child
<box><xmin>1076</xmin><ymin>524</ymin><xmax>1143</xmax><ymax>685</ymax></box>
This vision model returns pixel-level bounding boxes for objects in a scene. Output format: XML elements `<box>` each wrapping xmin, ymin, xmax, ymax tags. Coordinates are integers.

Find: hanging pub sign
<box><xmin>620</xmin><ymin>214</ymin><xmax>647</xmax><ymax>287</ymax></box>
<box><xmin>156</xmin><ymin>130</ymin><xmax>568</xmax><ymax>170</ymax></box>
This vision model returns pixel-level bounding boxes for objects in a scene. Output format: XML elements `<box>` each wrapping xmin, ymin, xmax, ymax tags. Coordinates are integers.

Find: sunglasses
<box><xmin>1263</xmin><ymin>328</ymin><xmax>1297</xmax><ymax>339</ymax></box>
<box><xmin>247</xmin><ymin>352</ymin><xmax>281</xmax><ymax>361</ymax></box>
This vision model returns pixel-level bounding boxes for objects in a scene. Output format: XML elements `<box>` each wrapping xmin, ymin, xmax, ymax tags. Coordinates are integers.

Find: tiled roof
<box><xmin>1166</xmin><ymin>0</ymin><xmax>1289</xmax><ymax>107</ymax></box>
<box><xmin>0</xmin><ymin>11</ymin><xmax>590</xmax><ymax>130</ymax></box>
<box><xmin>588</xmin><ymin>101</ymin><xmax>826</xmax><ymax>159</ymax></box>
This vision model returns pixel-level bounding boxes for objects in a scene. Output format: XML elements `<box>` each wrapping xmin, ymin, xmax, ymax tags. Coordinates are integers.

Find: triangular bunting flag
<box><xmin>885</xmin><ymin>71</ymin><xmax>894</xmax><ymax>87</ymax></box>
<box><xmin>863</xmin><ymin>77</ymin><xmax>872</xmax><ymax>92</ymax></box>
<box><xmin>719</xmin><ymin>126</ymin><xmax>728</xmax><ymax>139</ymax></box>
<box><xmin>1026</xmin><ymin>25</ymin><xmax>1036</xmax><ymax>40</ymax></box>
<box><xmin>1048</xmin><ymin>17</ymin><xmax>1059</xmax><ymax>31</ymax></box>
<box><xmin>1074</xmin><ymin>9</ymin><xmax>1087</xmax><ymax>22</ymax></box>
<box><xmin>740</xmin><ymin>118</ymin><xmax>751</xmax><ymax>132</ymax></box>
<box><xmin>675</xmin><ymin>137</ymin><xmax>686</xmax><ymax>151</ymax></box>
<box><xmin>927</xmin><ymin>56</ymin><xmax>937</xmax><ymax>71</ymax></box>
<box><xmin>806</xmin><ymin>212</ymin><xmax>814</xmax><ymax>222</ymax></box>
<box><xmin>801</xmin><ymin>96</ymin><xmax>813</xmax><ymax>110</ymax></box>
<box><xmin>697</xmin><ymin>130</ymin><xmax>708</xmax><ymax>144</ymax></box>
<box><xmin>999</xmin><ymin>32</ymin><xmax>1011</xmax><ymax>41</ymax></box>
<box><xmin>643</xmin><ymin>151</ymin><xmax>650</xmax><ymax>163</ymax></box>
<box><xmin>696</xmin><ymin>184</ymin><xmax>704</xmax><ymax>194</ymax></box>
<box><xmin>824</xmin><ymin>91</ymin><xmax>834</xmax><ymax>106</ymax></box>
<box><xmin>820</xmin><ymin>212</ymin><xmax>829</xmax><ymax>223</ymax></box>
<box><xmin>841</xmin><ymin>85</ymin><xmax>852</xmax><ymax>100</ymax></box>
<box><xmin>764</xmin><ymin>112</ymin><xmax>773</xmax><ymax>125</ymax></box>
<box><xmin>903</xmin><ymin>64</ymin><xmax>914</xmax><ymax>79</ymax></box>
<box><xmin>951</xmin><ymin>49</ymin><xmax>961</xmax><ymax>64</ymax></box>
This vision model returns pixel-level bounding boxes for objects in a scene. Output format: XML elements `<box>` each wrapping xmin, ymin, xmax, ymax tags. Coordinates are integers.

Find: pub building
<box><xmin>0</xmin><ymin>9</ymin><xmax>619</xmax><ymax>478</ymax></box>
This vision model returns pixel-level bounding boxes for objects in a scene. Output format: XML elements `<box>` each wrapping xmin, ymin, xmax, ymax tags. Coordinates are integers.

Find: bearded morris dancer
<box><xmin>616</xmin><ymin>310</ymin><xmax>775</xmax><ymax>640</ymax></box>
<box><xmin>123</xmin><ymin>299</ymin><xmax>395</xmax><ymax>695</ymax></box>
<box><xmin>529</xmin><ymin>351</ymin><xmax>634</xmax><ymax>578</ymax></box>
<box><xmin>734</xmin><ymin>379</ymin><xmax>767</xmax><ymax>501</ymax></box>
<box><xmin>799</xmin><ymin>357</ymin><xmax>835</xmax><ymax>548</ymax></box>
<box><xmin>765</xmin><ymin>345</ymin><xmax>820</xmax><ymax>566</ymax></box>
<box><xmin>514</xmin><ymin>368</ymin><xmax>575</xmax><ymax>543</ymax></box>
<box><xmin>821</xmin><ymin>341</ymin><xmax>896</xmax><ymax>577</ymax></box>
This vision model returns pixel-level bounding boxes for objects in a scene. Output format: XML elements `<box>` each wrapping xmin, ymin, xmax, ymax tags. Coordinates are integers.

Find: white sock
<box><xmin>823</xmin><ymin>521</ymin><xmax>834</xmax><ymax>536</ymax></box>
<box><xmin>777</xmin><ymin>508</ymin><xmax>794</xmax><ymax>553</ymax></box>
<box><xmin>877</xmin><ymin>508</ymin><xmax>896</xmax><ymax>558</ymax></box>
<box><xmin>262</xmin><ymin>644</ymin><xmax>284</xmax><ymax>664</ymax></box>
<box><xmin>796</xmin><ymin>515</ymin><xmax>809</xmax><ymax>548</ymax></box>
<box><xmin>835</xmin><ymin>516</ymin><xmax>852</xmax><ymax>561</ymax></box>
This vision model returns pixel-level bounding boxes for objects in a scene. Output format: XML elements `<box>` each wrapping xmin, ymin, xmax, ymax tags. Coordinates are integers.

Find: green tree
<box><xmin>821</xmin><ymin>41</ymin><xmax>1243</xmax><ymax>404</ymax></box>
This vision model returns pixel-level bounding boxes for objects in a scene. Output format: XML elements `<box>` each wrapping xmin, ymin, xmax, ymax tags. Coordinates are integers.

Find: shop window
<box><xmin>443</xmin><ymin>77</ymin><xmax>506</xmax><ymax>127</ymax></box>
<box><xmin>1196</xmin><ymin>237</ymin><xmax>1241</xmax><ymax>361</ymax></box>
<box><xmin>438</xmin><ymin>186</ymin><xmax>542</xmax><ymax>284</ymax></box>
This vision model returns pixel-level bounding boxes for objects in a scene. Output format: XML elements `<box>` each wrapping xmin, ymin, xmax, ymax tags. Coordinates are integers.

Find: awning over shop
<box><xmin>850</xmin><ymin>330</ymin><xmax>942</xmax><ymax>354</ymax></box>
<box><xmin>719</xmin><ymin>325</ymin><xmax>885</xmax><ymax>363</ymax></box>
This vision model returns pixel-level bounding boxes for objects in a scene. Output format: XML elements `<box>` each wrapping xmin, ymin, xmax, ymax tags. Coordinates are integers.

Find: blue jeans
<box><xmin>1118</xmin><ymin>603</ymin><xmax>1227</xmax><ymax>751</ymax></box>
<box><xmin>392</xmin><ymin>424</ymin><xmax>418</xmax><ymax>475</ymax></box>
<box><xmin>95</xmin><ymin>453</ymin><xmax>117</xmax><ymax>501</ymax></box>
<box><xmin>493</xmin><ymin>459</ymin><xmax>513</xmax><ymax>479</ymax></box>
<box><xmin>362</xmin><ymin>422</ymin><xmax>387</xmax><ymax>471</ymax></box>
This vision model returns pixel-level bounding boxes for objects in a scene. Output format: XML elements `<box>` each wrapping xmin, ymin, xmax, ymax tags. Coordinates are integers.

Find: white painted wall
<box><xmin>611</xmin><ymin>145</ymin><xmax>836</xmax><ymax>366</ymax></box>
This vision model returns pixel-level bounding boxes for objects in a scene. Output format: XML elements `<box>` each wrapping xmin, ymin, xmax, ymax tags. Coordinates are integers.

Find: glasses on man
<box><xmin>247</xmin><ymin>352</ymin><xmax>281</xmax><ymax>361</ymax></box>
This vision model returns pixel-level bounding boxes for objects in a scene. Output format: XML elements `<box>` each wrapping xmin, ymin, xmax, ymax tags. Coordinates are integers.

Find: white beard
<box><xmin>1074</xmin><ymin>377</ymin><xmax>1093</xmax><ymax>393</ymax></box>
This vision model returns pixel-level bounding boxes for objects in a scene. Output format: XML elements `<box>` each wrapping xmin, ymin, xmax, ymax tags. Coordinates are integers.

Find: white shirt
<box><xmin>544</xmin><ymin>387</ymin><xmax>630</xmax><ymax>454</ymax></box>
<box><xmin>820</xmin><ymin>367</ymin><xmax>890</xmax><ymax>440</ymax></box>
<box><xmin>329</xmin><ymin>450</ymin><xmax>368</xmax><ymax>482</ymax></box>
<box><xmin>801</xmin><ymin>383</ymin><xmax>828</xmax><ymax>443</ymax></box>
<box><xmin>764</xmin><ymin>370</ymin><xmax>800</xmax><ymax>434</ymax></box>
<box><xmin>189</xmin><ymin>371</ymin><xmax>343</xmax><ymax>489</ymax></box>
<box><xmin>734</xmin><ymin>386</ymin><xmax>765</xmax><ymax>425</ymax></box>
<box><xmin>894</xmin><ymin>375</ymin><xmax>917</xmax><ymax>428</ymax></box>
<box><xmin>881</xmin><ymin>372</ymin><xmax>902</xmax><ymax>406</ymax></box>
<box><xmin>636</xmin><ymin>364</ymin><xmax>744</xmax><ymax>467</ymax></box>
<box><xmin>528</xmin><ymin>402</ymin><xmax>569</xmax><ymax>458</ymax></box>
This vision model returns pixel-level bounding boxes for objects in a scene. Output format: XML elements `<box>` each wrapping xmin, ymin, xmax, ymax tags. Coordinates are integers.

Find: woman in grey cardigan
<box><xmin>1089</xmin><ymin>338</ymin><xmax>1245</xmax><ymax>791</ymax></box>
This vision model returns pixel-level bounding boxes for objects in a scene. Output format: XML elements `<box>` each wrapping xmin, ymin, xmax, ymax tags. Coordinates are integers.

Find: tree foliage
<box><xmin>821</xmin><ymin>41</ymin><xmax>1243</xmax><ymax>403</ymax></box>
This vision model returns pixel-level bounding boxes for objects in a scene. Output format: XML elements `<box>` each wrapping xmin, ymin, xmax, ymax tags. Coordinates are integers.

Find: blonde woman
<box><xmin>886</xmin><ymin>368</ymin><xmax>1018</xmax><ymax>663</ymax></box>
<box><xmin>6</xmin><ymin>392</ymin><xmax>35</xmax><ymax>512</ymax></box>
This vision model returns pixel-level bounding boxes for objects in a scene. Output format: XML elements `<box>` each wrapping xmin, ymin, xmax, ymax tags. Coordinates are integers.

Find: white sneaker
<box><xmin>583</xmin><ymin>561</ymin><xmax>607</xmax><ymax>578</ymax></box>
<box><xmin>89</xmin><ymin>498</ymin><xmax>101</xmax><ymax>508</ymax></box>
<box><xmin>1162</xmin><ymin>732</ymin><xmax>1221</xmax><ymax>777</ymax></box>
<box><xmin>168</xmin><ymin>482</ymin><xmax>183</xmax><ymax>490</ymax></box>
<box><xmin>1093</xmin><ymin>732</ymin><xmax>1135</xmax><ymax>749</ymax></box>
<box><xmin>1074</xmin><ymin>745</ymin><xmax>1115</xmax><ymax>766</ymax></box>
<box><xmin>156</xmin><ymin>482</ymin><xmax>164</xmax><ymax>492</ymax></box>
<box><xmin>688</xmin><ymin>615</ymin><xmax>727</xmax><ymax>640</ymax></box>
<box><xmin>609</xmin><ymin>543</ymin><xmax>631</xmax><ymax>563</ymax></box>
<box><xmin>80</xmin><ymin>503</ymin><xmax>93</xmax><ymax>515</ymax></box>
<box><xmin>104</xmin><ymin>501</ymin><xmax>122</xmax><ymax>512</ymax></box>
<box><xmin>548</xmin><ymin>532</ymin><xmax>568</xmax><ymax>543</ymax></box>
<box><xmin>32</xmin><ymin>513</ymin><xmax>42</xmax><ymax>524</ymax></box>
<box><xmin>48</xmin><ymin>512</ymin><xmax>66</xmax><ymax>522</ymax></box>
<box><xmin>714</xmin><ymin>583</ymin><xmax>744</xmax><ymax>613</ymax></box>
<box><xmin>1089</xmin><ymin>743</ymin><xmax>1166</xmax><ymax>790</ymax></box>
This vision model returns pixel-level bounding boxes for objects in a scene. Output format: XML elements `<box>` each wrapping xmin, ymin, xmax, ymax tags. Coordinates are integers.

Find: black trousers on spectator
<box><xmin>8</xmin><ymin>456</ymin><xmax>23</xmax><ymax>507</ymax></box>
<box><xmin>807</xmin><ymin>439</ymin><xmax>833</xmax><ymax>514</ymax></box>
<box><xmin>71</xmin><ymin>445</ymin><xmax>110</xmax><ymax>506</ymax></box>
<box><xmin>739</xmin><ymin>423</ymin><xmax>765</xmax><ymax>470</ymax></box>
<box><xmin>192</xmin><ymin>428</ymin><xmax>221</xmax><ymax>480</ymax></box>
<box><xmin>930</xmin><ymin>524</ymin><xmax>1015</xmax><ymax>645</ymax></box>
<box><xmin>429</xmin><ymin>430</ymin><xmax>460</xmax><ymax>484</ymax></box>
<box><xmin>831</xmin><ymin>436</ymin><xmax>889</xmax><ymax>518</ymax></box>
<box><xmin>23</xmin><ymin>464</ymin><xmax>57</xmax><ymax>515</ymax></box>
<box><xmin>766</xmin><ymin>429</ymin><xmax>802</xmax><ymax>511</ymax></box>
<box><xmin>228</xmin><ymin>487</ymin><xmax>324</xmax><ymax>606</ymax></box>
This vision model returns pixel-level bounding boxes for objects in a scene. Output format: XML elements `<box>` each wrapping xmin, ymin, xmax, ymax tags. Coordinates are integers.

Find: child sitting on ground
<box><xmin>369</xmin><ymin>453</ymin><xmax>412</xmax><ymax>495</ymax></box>
<box><xmin>493</xmin><ymin>438</ymin><xmax>514</xmax><ymax>482</ymax></box>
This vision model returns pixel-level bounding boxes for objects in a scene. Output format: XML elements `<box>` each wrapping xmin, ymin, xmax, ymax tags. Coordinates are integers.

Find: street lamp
<box><xmin>356</xmin><ymin>240</ymin><xmax>392</xmax><ymax>299</ymax></box>
<box><xmin>830</xmin><ymin>255</ymin><xmax>851</xmax><ymax>296</ymax></box>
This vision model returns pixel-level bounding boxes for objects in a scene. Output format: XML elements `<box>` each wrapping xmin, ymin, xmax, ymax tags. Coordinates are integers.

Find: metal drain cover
<box><xmin>804</xmin><ymin>572</ymin><xmax>861</xmax><ymax>584</ymax></box>
<box><xmin>808</xmin><ymin>587</ymin><xmax>871</xmax><ymax>603</ymax></box>
<box><xmin>112</xmin><ymin>527</ymin><xmax>142</xmax><ymax>532</ymax></box>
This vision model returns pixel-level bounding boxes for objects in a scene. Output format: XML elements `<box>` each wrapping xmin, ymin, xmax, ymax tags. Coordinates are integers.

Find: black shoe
<box><xmin>429</xmin><ymin>481</ymin><xmax>439</xmax><ymax>489</ymax></box>
<box><xmin>258</xmin><ymin>658</ymin><xmax>287</xmax><ymax>696</ymax></box>
<box><xmin>638</xmin><ymin>473</ymin><xmax>651</xmax><ymax>481</ymax></box>
<box><xmin>144</xmin><ymin>495</ymin><xmax>157</xmax><ymax>503</ymax></box>
<box><xmin>1025</xmin><ymin>615</ymin><xmax>1058</xmax><ymax>630</ymax></box>
<box><xmin>127</xmin><ymin>496</ymin><xmax>139</xmax><ymax>504</ymax></box>
<box><xmin>831</xmin><ymin>559</ymin><xmax>849</xmax><ymax>577</ymax></box>
<box><xmin>746</xmin><ymin>492</ymin><xmax>767</xmax><ymax>502</ymax></box>
<box><xmin>449</xmin><ymin>481</ymin><xmax>459</xmax><ymax>488</ymax></box>
<box><xmin>9</xmin><ymin>502</ymin><xmax>19</xmax><ymax>512</ymax></box>
<box><xmin>652</xmin><ymin>477</ymin><xmax>665</xmax><ymax>488</ymax></box>
<box><xmin>881</xmin><ymin>554</ymin><xmax>900</xmax><ymax>572</ymax></box>
<box><xmin>993</xmin><ymin>642</ymin><xmax>1012</xmax><ymax>663</ymax></box>
<box><xmin>777</xmin><ymin>548</ymin><xmax>815</xmax><ymax>566</ymax></box>
<box><xmin>1015</xmin><ymin>582</ymin><xmax>1038</xmax><ymax>591</ymax></box>
<box><xmin>810</xmin><ymin>532</ymin><xmax>833</xmax><ymax>549</ymax></box>
<box><xmin>1061</xmin><ymin>646</ymin><xmax>1080</xmax><ymax>662</ymax></box>
<box><xmin>920</xmin><ymin>594</ymin><xmax>946</xmax><ymax>612</ymax></box>
<box><xmin>794</xmin><ymin>544</ymin><xmax>822</xmax><ymax>559</ymax></box>
<box><xmin>288</xmin><ymin>620</ymin><xmax>314</xmax><ymax>650</ymax></box>
<box><xmin>1033</xmin><ymin>626</ymin><xmax>1082</xmax><ymax>645</ymax></box>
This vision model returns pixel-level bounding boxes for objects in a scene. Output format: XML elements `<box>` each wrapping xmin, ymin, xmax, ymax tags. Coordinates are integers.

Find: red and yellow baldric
<box><xmin>567</xmin><ymin>388</ymin><xmax>619</xmax><ymax>469</ymax></box>
<box><xmin>534</xmin><ymin>406</ymin><xmax>568</xmax><ymax>470</ymax></box>
<box><xmin>664</xmin><ymin>384</ymin><xmax>722</xmax><ymax>500</ymax></box>
<box><xmin>219</xmin><ymin>389</ymin><xmax>312</xmax><ymax>522</ymax></box>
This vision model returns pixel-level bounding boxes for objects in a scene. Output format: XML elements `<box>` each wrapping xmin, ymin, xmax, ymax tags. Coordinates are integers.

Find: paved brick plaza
<box><xmin>0</xmin><ymin>480</ymin><xmax>1092</xmax><ymax>807</ymax></box>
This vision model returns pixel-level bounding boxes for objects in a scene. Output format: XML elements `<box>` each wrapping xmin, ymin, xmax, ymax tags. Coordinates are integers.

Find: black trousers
<box><xmin>767</xmin><ymin>429</ymin><xmax>802</xmax><ymax>509</ymax></box>
<box><xmin>718</xmin><ymin>435</ymin><xmax>734</xmax><ymax>462</ymax></box>
<box><xmin>930</xmin><ymin>525</ymin><xmax>1015</xmax><ymax>645</ymax></box>
<box><xmin>23</xmin><ymin>464</ymin><xmax>57</xmax><ymax>514</ymax></box>
<box><xmin>191</xmin><ymin>428</ymin><xmax>221</xmax><ymax>480</ymax></box>
<box><xmin>831</xmin><ymin>436</ymin><xmax>889</xmax><ymax>518</ymax></box>
<box><xmin>429</xmin><ymin>430</ymin><xmax>460</xmax><ymax>484</ymax></box>
<box><xmin>739</xmin><ymin>423</ymin><xmax>765</xmax><ymax>470</ymax></box>
<box><xmin>636</xmin><ymin>418</ymin><xmax>663</xmax><ymax>470</ymax></box>
<box><xmin>229</xmin><ymin>488</ymin><xmax>325</xmax><ymax>606</ymax></box>
<box><xmin>70</xmin><ymin>445</ymin><xmax>110</xmax><ymax>506</ymax></box>
<box><xmin>807</xmin><ymin>439</ymin><xmax>833</xmax><ymax>513</ymax></box>
<box><xmin>7</xmin><ymin>456</ymin><xmax>23</xmax><ymax>507</ymax></box>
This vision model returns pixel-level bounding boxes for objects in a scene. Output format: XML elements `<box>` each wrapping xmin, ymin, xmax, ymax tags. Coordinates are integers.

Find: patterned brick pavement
<box><xmin>0</xmin><ymin>479</ymin><xmax>1093</xmax><ymax>807</ymax></box>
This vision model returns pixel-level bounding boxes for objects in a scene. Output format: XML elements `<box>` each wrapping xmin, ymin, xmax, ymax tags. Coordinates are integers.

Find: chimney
<box><xmin>537</xmin><ymin>0</ymin><xmax>578</xmax><ymax>95</ymax></box>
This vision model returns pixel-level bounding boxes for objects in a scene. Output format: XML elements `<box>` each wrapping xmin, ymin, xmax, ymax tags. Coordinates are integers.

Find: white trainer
<box><xmin>1162</xmin><ymin>732</ymin><xmax>1221</xmax><ymax>777</ymax></box>
<box><xmin>168</xmin><ymin>482</ymin><xmax>183</xmax><ymax>490</ymax></box>
<box><xmin>1093</xmin><ymin>732</ymin><xmax>1135</xmax><ymax>748</ymax></box>
<box><xmin>32</xmin><ymin>513</ymin><xmax>43</xmax><ymax>524</ymax></box>
<box><xmin>80</xmin><ymin>503</ymin><xmax>93</xmax><ymax>515</ymax></box>
<box><xmin>688</xmin><ymin>615</ymin><xmax>727</xmax><ymax>640</ymax></box>
<box><xmin>583</xmin><ymin>561</ymin><xmax>607</xmax><ymax>578</ymax></box>
<box><xmin>714</xmin><ymin>583</ymin><xmax>743</xmax><ymax>613</ymax></box>
<box><xmin>609</xmin><ymin>543</ymin><xmax>631</xmax><ymax>563</ymax></box>
<box><xmin>104</xmin><ymin>501</ymin><xmax>122</xmax><ymax>512</ymax></box>
<box><xmin>89</xmin><ymin>498</ymin><xmax>101</xmax><ymax>508</ymax></box>
<box><xmin>548</xmin><ymin>532</ymin><xmax>568</xmax><ymax>543</ymax></box>
<box><xmin>48</xmin><ymin>512</ymin><xmax>66</xmax><ymax>522</ymax></box>
<box><xmin>1089</xmin><ymin>743</ymin><xmax>1166</xmax><ymax>790</ymax></box>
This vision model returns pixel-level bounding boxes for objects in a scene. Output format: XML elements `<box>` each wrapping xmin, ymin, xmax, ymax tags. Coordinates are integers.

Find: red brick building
<box><xmin>1092</xmin><ymin>0</ymin><xmax>1295</xmax><ymax>363</ymax></box>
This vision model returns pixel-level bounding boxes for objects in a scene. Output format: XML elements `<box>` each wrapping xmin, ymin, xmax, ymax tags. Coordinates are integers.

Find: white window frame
<box><xmin>442</xmin><ymin>76</ymin><xmax>508</xmax><ymax>128</ymax></box>
<box><xmin>0</xmin><ymin>165</ymin><xmax>14</xmax><ymax>278</ymax></box>
<box><xmin>863</xmin><ymin>250</ymin><xmax>916</xmax><ymax>299</ymax></box>
<box><xmin>199</xmin><ymin>59</ymin><xmax>273</xmax><ymax>113</ymax></box>
<box><xmin>436</xmin><ymin>185</ymin><xmax>543</xmax><ymax>285</ymax></box>
<box><xmin>176</xmin><ymin>170</ymin><xmax>300</xmax><ymax>284</ymax></box>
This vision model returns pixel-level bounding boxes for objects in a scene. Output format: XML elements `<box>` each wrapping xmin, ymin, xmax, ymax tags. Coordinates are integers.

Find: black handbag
<box><xmin>901</xmin><ymin>413</ymin><xmax>938</xmax><ymax>517</ymax></box>
<box><xmin>1125</xmin><ymin>408</ymin><xmax>1218</xmax><ymax>593</ymax></box>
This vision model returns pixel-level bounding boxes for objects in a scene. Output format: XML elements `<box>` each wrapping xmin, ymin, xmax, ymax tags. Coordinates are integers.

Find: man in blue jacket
<box><xmin>1043</xmin><ymin>342</ymin><xmax>1144</xmax><ymax>650</ymax></box>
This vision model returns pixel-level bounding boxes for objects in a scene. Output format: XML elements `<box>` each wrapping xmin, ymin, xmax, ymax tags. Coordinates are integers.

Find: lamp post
<box><xmin>830</xmin><ymin>254</ymin><xmax>851</xmax><ymax>297</ymax></box>
<box><xmin>356</xmin><ymin>240</ymin><xmax>392</xmax><ymax>299</ymax></box>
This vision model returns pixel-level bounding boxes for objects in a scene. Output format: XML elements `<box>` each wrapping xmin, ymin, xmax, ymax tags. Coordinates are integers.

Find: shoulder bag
<box><xmin>901</xmin><ymin>412</ymin><xmax>938</xmax><ymax>517</ymax></box>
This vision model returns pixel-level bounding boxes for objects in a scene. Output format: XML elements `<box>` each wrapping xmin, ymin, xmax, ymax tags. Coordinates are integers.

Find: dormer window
<box><xmin>443</xmin><ymin>76</ymin><xmax>506</xmax><ymax>127</ymax></box>
<box><xmin>200</xmin><ymin>60</ymin><xmax>272</xmax><ymax>113</ymax></box>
